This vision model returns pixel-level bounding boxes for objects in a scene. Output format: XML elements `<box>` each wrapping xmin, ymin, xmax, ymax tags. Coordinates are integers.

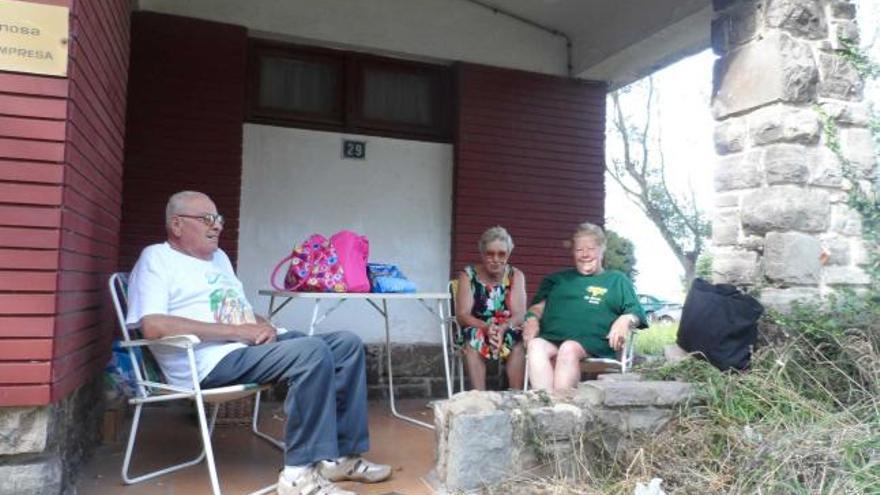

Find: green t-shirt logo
<box><xmin>585</xmin><ymin>285</ymin><xmax>607</xmax><ymax>304</ymax></box>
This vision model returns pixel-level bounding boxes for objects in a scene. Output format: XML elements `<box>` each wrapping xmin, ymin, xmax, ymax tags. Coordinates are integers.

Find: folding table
<box><xmin>258</xmin><ymin>290</ymin><xmax>453</xmax><ymax>429</ymax></box>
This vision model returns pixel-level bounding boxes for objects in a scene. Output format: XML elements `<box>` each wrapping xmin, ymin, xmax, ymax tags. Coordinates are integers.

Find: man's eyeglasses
<box><xmin>176</xmin><ymin>213</ymin><xmax>225</xmax><ymax>226</ymax></box>
<box><xmin>483</xmin><ymin>250</ymin><xmax>509</xmax><ymax>259</ymax></box>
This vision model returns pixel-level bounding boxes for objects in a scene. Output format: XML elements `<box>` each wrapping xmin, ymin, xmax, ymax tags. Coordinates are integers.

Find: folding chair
<box><xmin>448</xmin><ymin>278</ymin><xmax>513</xmax><ymax>392</ymax></box>
<box><xmin>109</xmin><ymin>273</ymin><xmax>282</xmax><ymax>495</ymax></box>
<box><xmin>447</xmin><ymin>280</ymin><xmax>466</xmax><ymax>393</ymax></box>
<box><xmin>523</xmin><ymin>325</ymin><xmax>640</xmax><ymax>390</ymax></box>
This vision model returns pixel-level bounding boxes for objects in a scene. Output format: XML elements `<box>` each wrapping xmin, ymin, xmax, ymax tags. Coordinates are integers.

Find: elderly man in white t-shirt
<box><xmin>126</xmin><ymin>191</ymin><xmax>390</xmax><ymax>495</ymax></box>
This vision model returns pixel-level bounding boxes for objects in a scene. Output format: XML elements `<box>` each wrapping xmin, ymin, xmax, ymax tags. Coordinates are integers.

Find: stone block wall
<box><xmin>0</xmin><ymin>378</ymin><xmax>103</xmax><ymax>495</ymax></box>
<box><xmin>365</xmin><ymin>343</ymin><xmax>450</xmax><ymax>399</ymax></box>
<box><xmin>365</xmin><ymin>343</ymin><xmax>479</xmax><ymax>400</ymax></box>
<box><xmin>711</xmin><ymin>0</ymin><xmax>874</xmax><ymax>310</ymax></box>
<box><xmin>432</xmin><ymin>375</ymin><xmax>694</xmax><ymax>493</ymax></box>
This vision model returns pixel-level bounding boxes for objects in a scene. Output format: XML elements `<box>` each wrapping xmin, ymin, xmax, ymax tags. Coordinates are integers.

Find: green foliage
<box><xmin>694</xmin><ymin>251</ymin><xmax>713</xmax><ymax>280</ymax></box>
<box><xmin>817</xmin><ymin>106</ymin><xmax>880</xmax><ymax>296</ymax></box>
<box><xmin>818</xmin><ymin>40</ymin><xmax>880</xmax><ymax>295</ymax></box>
<box><xmin>603</xmin><ymin>229</ymin><xmax>638</xmax><ymax>282</ymax></box>
<box><xmin>633</xmin><ymin>322</ymin><xmax>677</xmax><ymax>356</ymax></box>
<box><xmin>839</xmin><ymin>39</ymin><xmax>880</xmax><ymax>79</ymax></box>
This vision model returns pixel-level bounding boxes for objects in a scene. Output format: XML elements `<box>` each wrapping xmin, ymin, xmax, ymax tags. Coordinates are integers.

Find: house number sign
<box><xmin>342</xmin><ymin>139</ymin><xmax>366</xmax><ymax>160</ymax></box>
<box><xmin>0</xmin><ymin>0</ymin><xmax>69</xmax><ymax>77</ymax></box>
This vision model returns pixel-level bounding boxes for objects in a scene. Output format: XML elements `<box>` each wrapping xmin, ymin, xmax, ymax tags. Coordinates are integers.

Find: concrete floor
<box><xmin>76</xmin><ymin>399</ymin><xmax>437</xmax><ymax>495</ymax></box>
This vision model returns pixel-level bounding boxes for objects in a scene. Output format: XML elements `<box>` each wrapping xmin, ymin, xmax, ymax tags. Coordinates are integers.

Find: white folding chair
<box><xmin>523</xmin><ymin>326</ymin><xmax>640</xmax><ymax>390</ymax></box>
<box><xmin>109</xmin><ymin>272</ymin><xmax>282</xmax><ymax>495</ymax></box>
<box><xmin>446</xmin><ymin>280</ymin><xmax>466</xmax><ymax>393</ymax></box>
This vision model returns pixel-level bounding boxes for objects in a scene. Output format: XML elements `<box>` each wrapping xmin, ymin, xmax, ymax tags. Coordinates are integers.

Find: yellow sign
<box><xmin>0</xmin><ymin>0</ymin><xmax>69</xmax><ymax>77</ymax></box>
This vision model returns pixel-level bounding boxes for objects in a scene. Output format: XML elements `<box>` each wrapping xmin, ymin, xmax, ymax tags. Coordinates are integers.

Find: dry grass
<box><xmin>488</xmin><ymin>296</ymin><xmax>880</xmax><ymax>494</ymax></box>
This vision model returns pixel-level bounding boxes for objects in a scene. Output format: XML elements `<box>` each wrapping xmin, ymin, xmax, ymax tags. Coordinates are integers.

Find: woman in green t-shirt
<box><xmin>522</xmin><ymin>223</ymin><xmax>646</xmax><ymax>392</ymax></box>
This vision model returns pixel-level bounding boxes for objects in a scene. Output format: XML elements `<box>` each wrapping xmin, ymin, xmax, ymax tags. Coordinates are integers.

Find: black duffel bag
<box><xmin>677</xmin><ymin>278</ymin><xmax>764</xmax><ymax>371</ymax></box>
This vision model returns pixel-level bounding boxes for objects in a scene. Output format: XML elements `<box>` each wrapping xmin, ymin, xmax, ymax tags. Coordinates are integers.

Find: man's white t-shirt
<box><xmin>125</xmin><ymin>242</ymin><xmax>254</xmax><ymax>388</ymax></box>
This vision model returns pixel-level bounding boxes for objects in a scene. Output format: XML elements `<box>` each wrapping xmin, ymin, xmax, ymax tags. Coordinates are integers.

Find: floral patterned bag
<box><xmin>270</xmin><ymin>234</ymin><xmax>347</xmax><ymax>292</ymax></box>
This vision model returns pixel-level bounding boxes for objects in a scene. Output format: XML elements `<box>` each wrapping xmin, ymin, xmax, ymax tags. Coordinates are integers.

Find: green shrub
<box><xmin>604</xmin><ymin>229</ymin><xmax>638</xmax><ymax>283</ymax></box>
<box><xmin>633</xmin><ymin>323</ymin><xmax>678</xmax><ymax>356</ymax></box>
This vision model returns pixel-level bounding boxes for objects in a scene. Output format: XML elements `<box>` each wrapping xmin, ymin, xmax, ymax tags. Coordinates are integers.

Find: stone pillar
<box><xmin>0</xmin><ymin>380</ymin><xmax>103</xmax><ymax>495</ymax></box>
<box><xmin>711</xmin><ymin>0</ymin><xmax>874</xmax><ymax>309</ymax></box>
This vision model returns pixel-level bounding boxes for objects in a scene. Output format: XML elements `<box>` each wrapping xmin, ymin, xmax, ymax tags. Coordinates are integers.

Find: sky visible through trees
<box><xmin>605</xmin><ymin>49</ymin><xmax>715</xmax><ymax>302</ymax></box>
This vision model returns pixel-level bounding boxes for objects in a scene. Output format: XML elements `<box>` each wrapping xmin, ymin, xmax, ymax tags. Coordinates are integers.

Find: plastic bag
<box><xmin>367</xmin><ymin>263</ymin><xmax>417</xmax><ymax>293</ymax></box>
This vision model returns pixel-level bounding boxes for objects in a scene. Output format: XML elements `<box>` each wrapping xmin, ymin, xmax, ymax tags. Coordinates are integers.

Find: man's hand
<box><xmin>236</xmin><ymin>322</ymin><xmax>278</xmax><ymax>345</ymax></box>
<box><xmin>606</xmin><ymin>317</ymin><xmax>631</xmax><ymax>352</ymax></box>
<box><xmin>522</xmin><ymin>317</ymin><xmax>540</xmax><ymax>345</ymax></box>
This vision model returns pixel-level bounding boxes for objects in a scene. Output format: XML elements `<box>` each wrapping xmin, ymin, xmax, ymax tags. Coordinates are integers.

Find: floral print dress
<box><xmin>460</xmin><ymin>265</ymin><xmax>522</xmax><ymax>361</ymax></box>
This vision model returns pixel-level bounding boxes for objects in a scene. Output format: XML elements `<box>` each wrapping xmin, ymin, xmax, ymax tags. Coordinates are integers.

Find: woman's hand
<box><xmin>606</xmin><ymin>316</ymin><xmax>632</xmax><ymax>352</ymax></box>
<box><xmin>488</xmin><ymin>323</ymin><xmax>505</xmax><ymax>354</ymax></box>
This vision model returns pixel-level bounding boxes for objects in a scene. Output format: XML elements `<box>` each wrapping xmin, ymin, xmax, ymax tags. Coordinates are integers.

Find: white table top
<box><xmin>258</xmin><ymin>289</ymin><xmax>449</xmax><ymax>300</ymax></box>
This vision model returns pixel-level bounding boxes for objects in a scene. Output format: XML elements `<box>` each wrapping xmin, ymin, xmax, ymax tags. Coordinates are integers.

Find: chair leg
<box><xmin>621</xmin><ymin>328</ymin><xmax>637</xmax><ymax>374</ymax></box>
<box><xmin>523</xmin><ymin>354</ymin><xmax>530</xmax><ymax>391</ymax></box>
<box><xmin>120</xmin><ymin>402</ymin><xmax>143</xmax><ymax>484</ymax></box>
<box><xmin>457</xmin><ymin>355</ymin><xmax>465</xmax><ymax>393</ymax></box>
<box><xmin>449</xmin><ymin>353</ymin><xmax>456</xmax><ymax>393</ymax></box>
<box><xmin>194</xmin><ymin>395</ymin><xmax>222</xmax><ymax>495</ymax></box>
<box><xmin>121</xmin><ymin>401</ymin><xmax>211</xmax><ymax>485</ymax></box>
<box><xmin>251</xmin><ymin>391</ymin><xmax>284</xmax><ymax>450</ymax></box>
<box><xmin>450</xmin><ymin>350</ymin><xmax>464</xmax><ymax>393</ymax></box>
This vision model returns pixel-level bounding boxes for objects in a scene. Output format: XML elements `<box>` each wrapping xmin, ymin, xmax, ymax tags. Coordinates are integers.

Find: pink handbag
<box><xmin>270</xmin><ymin>231</ymin><xmax>370</xmax><ymax>293</ymax></box>
<box><xmin>330</xmin><ymin>230</ymin><xmax>370</xmax><ymax>292</ymax></box>
<box><xmin>270</xmin><ymin>234</ymin><xmax>346</xmax><ymax>292</ymax></box>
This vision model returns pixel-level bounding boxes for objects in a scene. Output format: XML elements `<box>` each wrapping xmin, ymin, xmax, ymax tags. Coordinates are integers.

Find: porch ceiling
<box><xmin>137</xmin><ymin>0</ymin><xmax>712</xmax><ymax>87</ymax></box>
<box><xmin>481</xmin><ymin>0</ymin><xmax>713</xmax><ymax>86</ymax></box>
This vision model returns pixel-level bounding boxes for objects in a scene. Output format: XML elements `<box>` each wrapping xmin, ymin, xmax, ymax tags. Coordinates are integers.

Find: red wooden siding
<box><xmin>118</xmin><ymin>12</ymin><xmax>247</xmax><ymax>271</ymax></box>
<box><xmin>0</xmin><ymin>0</ymin><xmax>130</xmax><ymax>406</ymax></box>
<box><xmin>453</xmin><ymin>64</ymin><xmax>607</xmax><ymax>296</ymax></box>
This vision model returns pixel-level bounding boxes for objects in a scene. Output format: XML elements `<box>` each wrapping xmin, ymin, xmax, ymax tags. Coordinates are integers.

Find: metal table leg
<box><xmin>378</xmin><ymin>299</ymin><xmax>434</xmax><ymax>429</ymax></box>
<box><xmin>308</xmin><ymin>299</ymin><xmax>322</xmax><ymax>336</ymax></box>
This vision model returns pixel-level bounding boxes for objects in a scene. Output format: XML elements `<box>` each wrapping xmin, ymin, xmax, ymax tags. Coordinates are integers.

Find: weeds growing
<box><xmin>495</xmin><ymin>294</ymin><xmax>879</xmax><ymax>494</ymax></box>
<box><xmin>633</xmin><ymin>323</ymin><xmax>678</xmax><ymax>356</ymax></box>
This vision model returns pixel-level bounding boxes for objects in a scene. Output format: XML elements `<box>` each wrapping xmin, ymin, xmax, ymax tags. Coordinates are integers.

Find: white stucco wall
<box><xmin>238</xmin><ymin>124</ymin><xmax>453</xmax><ymax>343</ymax></box>
<box><xmin>138</xmin><ymin>0</ymin><xmax>567</xmax><ymax>75</ymax></box>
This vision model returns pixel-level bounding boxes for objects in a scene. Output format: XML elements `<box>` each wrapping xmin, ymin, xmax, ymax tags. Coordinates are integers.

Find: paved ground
<box><xmin>76</xmin><ymin>399</ymin><xmax>437</xmax><ymax>495</ymax></box>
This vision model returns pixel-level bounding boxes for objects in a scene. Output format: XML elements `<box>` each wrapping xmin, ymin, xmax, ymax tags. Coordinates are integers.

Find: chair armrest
<box><xmin>120</xmin><ymin>334</ymin><xmax>201</xmax><ymax>349</ymax></box>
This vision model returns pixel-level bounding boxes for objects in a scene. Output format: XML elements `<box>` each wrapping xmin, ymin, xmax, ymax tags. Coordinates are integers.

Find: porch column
<box><xmin>711</xmin><ymin>0</ymin><xmax>873</xmax><ymax>308</ymax></box>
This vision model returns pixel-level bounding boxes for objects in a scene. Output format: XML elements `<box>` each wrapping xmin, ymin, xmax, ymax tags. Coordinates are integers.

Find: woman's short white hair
<box><xmin>165</xmin><ymin>191</ymin><xmax>208</xmax><ymax>229</ymax></box>
<box><xmin>478</xmin><ymin>226</ymin><xmax>514</xmax><ymax>254</ymax></box>
<box><xmin>567</xmin><ymin>222</ymin><xmax>606</xmax><ymax>248</ymax></box>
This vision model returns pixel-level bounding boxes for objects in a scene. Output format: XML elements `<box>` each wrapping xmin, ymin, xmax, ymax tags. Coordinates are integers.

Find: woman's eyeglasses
<box><xmin>483</xmin><ymin>250</ymin><xmax>509</xmax><ymax>259</ymax></box>
<box><xmin>176</xmin><ymin>213</ymin><xmax>225</xmax><ymax>227</ymax></box>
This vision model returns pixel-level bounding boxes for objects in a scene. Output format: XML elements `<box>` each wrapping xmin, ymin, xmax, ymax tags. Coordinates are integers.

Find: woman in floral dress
<box><xmin>455</xmin><ymin>226</ymin><xmax>526</xmax><ymax>390</ymax></box>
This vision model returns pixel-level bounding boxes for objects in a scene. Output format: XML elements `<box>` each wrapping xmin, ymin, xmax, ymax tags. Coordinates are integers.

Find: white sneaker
<box><xmin>318</xmin><ymin>456</ymin><xmax>392</xmax><ymax>483</ymax></box>
<box><xmin>276</xmin><ymin>468</ymin><xmax>356</xmax><ymax>495</ymax></box>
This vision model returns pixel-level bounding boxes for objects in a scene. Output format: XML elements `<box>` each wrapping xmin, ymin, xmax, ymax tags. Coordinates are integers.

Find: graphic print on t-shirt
<box><xmin>206</xmin><ymin>271</ymin><xmax>256</xmax><ymax>324</ymax></box>
<box><xmin>584</xmin><ymin>285</ymin><xmax>608</xmax><ymax>305</ymax></box>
